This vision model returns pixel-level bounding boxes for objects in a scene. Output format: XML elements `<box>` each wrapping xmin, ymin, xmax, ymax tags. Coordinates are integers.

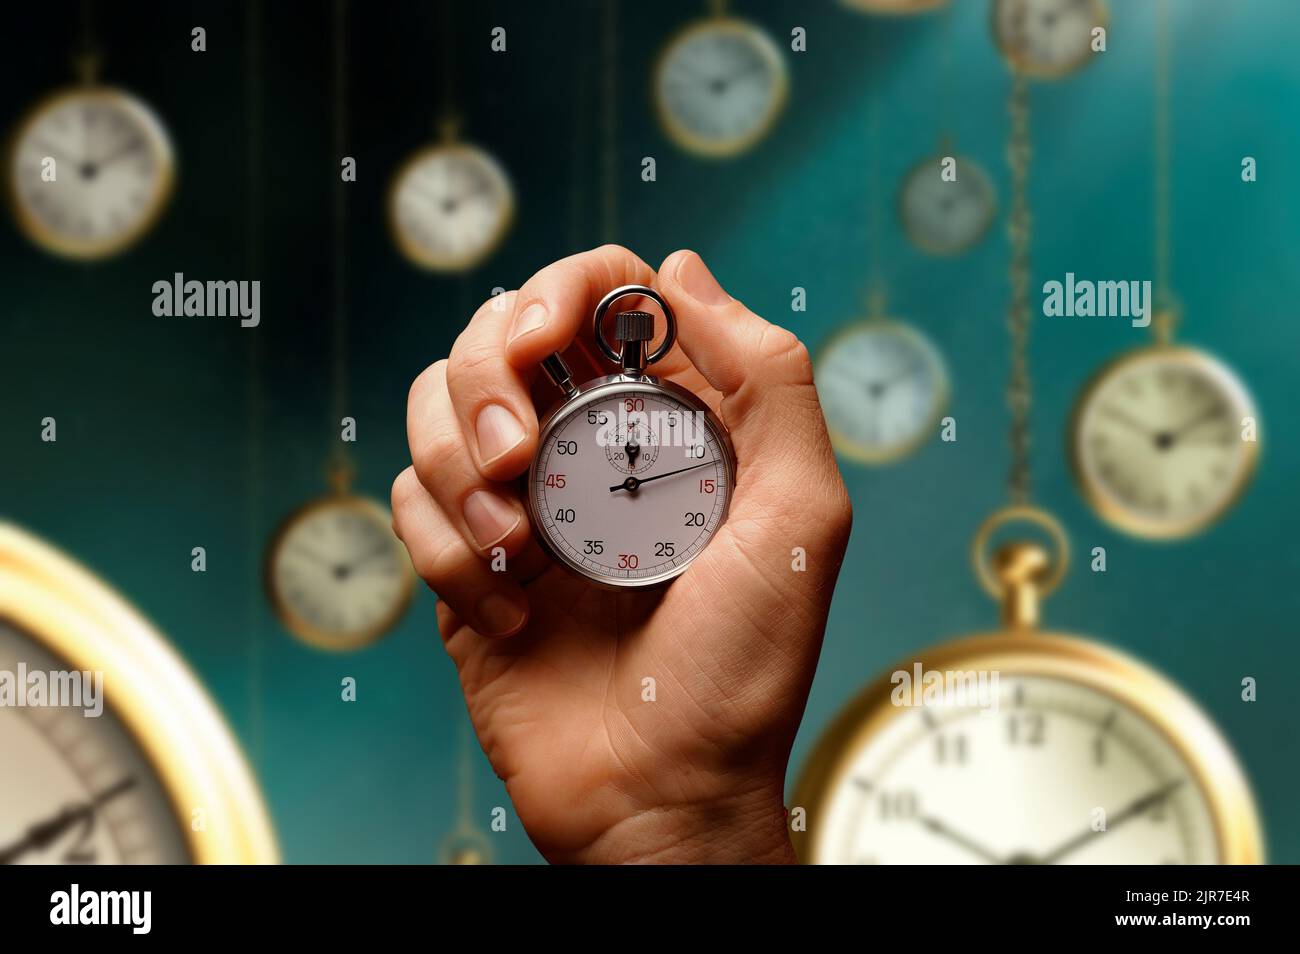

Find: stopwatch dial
<box><xmin>532</xmin><ymin>389</ymin><xmax>732</xmax><ymax>585</ymax></box>
<box><xmin>604</xmin><ymin>420</ymin><xmax>660</xmax><ymax>475</ymax></box>
<box><xmin>808</xmin><ymin>674</ymin><xmax>1221</xmax><ymax>864</ymax></box>
<box><xmin>0</xmin><ymin>619</ymin><xmax>192</xmax><ymax>863</ymax></box>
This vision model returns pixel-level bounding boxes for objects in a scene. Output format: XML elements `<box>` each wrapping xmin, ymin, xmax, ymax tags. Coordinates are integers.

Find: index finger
<box><xmin>504</xmin><ymin>244</ymin><xmax>658</xmax><ymax>368</ymax></box>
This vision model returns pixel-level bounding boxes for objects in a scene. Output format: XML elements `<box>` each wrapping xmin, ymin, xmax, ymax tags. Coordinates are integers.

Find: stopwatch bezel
<box><xmin>791</xmin><ymin>630</ymin><xmax>1264</xmax><ymax>865</ymax></box>
<box><xmin>526</xmin><ymin>374</ymin><xmax>737</xmax><ymax>591</ymax></box>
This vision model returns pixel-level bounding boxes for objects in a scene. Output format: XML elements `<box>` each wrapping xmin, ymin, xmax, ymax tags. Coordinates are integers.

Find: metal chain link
<box><xmin>1005</xmin><ymin>75</ymin><xmax>1033</xmax><ymax>505</ymax></box>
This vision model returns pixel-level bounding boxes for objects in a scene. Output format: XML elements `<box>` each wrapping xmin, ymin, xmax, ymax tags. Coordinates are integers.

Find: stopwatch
<box><xmin>527</xmin><ymin>285</ymin><xmax>737</xmax><ymax>590</ymax></box>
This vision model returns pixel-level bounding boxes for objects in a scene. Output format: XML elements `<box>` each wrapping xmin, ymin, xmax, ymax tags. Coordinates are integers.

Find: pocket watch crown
<box><xmin>615</xmin><ymin>310</ymin><xmax>655</xmax><ymax>343</ymax></box>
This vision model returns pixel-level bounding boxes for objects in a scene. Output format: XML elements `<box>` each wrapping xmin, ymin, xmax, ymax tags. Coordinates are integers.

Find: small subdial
<box><xmin>604</xmin><ymin>424</ymin><xmax>660</xmax><ymax>475</ymax></box>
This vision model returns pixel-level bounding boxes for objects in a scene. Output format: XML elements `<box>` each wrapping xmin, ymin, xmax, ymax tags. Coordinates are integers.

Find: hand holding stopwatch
<box><xmin>526</xmin><ymin>285</ymin><xmax>737</xmax><ymax>589</ymax></box>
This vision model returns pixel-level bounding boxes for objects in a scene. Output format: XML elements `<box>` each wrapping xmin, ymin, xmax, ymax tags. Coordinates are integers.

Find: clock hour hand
<box><xmin>915</xmin><ymin>813</ymin><xmax>1008</xmax><ymax>864</ymax></box>
<box><xmin>0</xmin><ymin>776</ymin><xmax>136</xmax><ymax>865</ymax></box>
<box><xmin>1100</xmin><ymin>404</ymin><xmax>1157</xmax><ymax>440</ymax></box>
<box><xmin>1036</xmin><ymin>777</ymin><xmax>1185</xmax><ymax>865</ymax></box>
<box><xmin>610</xmin><ymin>459</ymin><xmax>713</xmax><ymax>494</ymax></box>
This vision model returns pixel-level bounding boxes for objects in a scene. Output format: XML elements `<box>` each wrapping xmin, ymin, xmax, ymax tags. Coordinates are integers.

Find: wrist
<box><xmin>561</xmin><ymin>781</ymin><xmax>796</xmax><ymax>865</ymax></box>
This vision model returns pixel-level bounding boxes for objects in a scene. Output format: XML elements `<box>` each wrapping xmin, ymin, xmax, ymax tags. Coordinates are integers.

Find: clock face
<box><xmin>816</xmin><ymin>322</ymin><xmax>949</xmax><ymax>464</ymax></box>
<box><xmin>528</xmin><ymin>382</ymin><xmax>735</xmax><ymax>589</ymax></box>
<box><xmin>992</xmin><ymin>0</ymin><xmax>1106</xmax><ymax>78</ymax></box>
<box><xmin>388</xmin><ymin>142</ymin><xmax>514</xmax><ymax>272</ymax></box>
<box><xmin>266</xmin><ymin>496</ymin><xmax>415</xmax><ymax>650</ymax></box>
<box><xmin>801</xmin><ymin>669</ymin><xmax>1227</xmax><ymax>864</ymax></box>
<box><xmin>8</xmin><ymin>86</ymin><xmax>175</xmax><ymax>260</ymax></box>
<box><xmin>654</xmin><ymin>17</ymin><xmax>788</xmax><ymax>158</ymax></box>
<box><xmin>899</xmin><ymin>154</ymin><xmax>997</xmax><ymax>255</ymax></box>
<box><xmin>1071</xmin><ymin>345</ymin><xmax>1258</xmax><ymax>539</ymax></box>
<box><xmin>0</xmin><ymin>618</ymin><xmax>192</xmax><ymax>864</ymax></box>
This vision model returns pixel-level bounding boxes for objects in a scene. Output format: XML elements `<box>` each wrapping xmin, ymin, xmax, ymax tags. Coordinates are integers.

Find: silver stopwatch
<box><xmin>527</xmin><ymin>285</ymin><xmax>737</xmax><ymax>590</ymax></box>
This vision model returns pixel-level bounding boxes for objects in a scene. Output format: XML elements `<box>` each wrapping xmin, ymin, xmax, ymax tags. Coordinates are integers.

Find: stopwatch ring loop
<box><xmin>971</xmin><ymin>504</ymin><xmax>1069</xmax><ymax>599</ymax></box>
<box><xmin>592</xmin><ymin>285</ymin><xmax>677</xmax><ymax>367</ymax></box>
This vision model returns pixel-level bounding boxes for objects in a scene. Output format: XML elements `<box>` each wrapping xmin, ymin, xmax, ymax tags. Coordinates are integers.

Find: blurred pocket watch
<box><xmin>793</xmin><ymin>508</ymin><xmax>1263</xmax><ymax>865</ymax></box>
<box><xmin>387</xmin><ymin>118</ymin><xmax>514</xmax><ymax>272</ymax></box>
<box><xmin>8</xmin><ymin>56</ymin><xmax>174</xmax><ymax>260</ymax></box>
<box><xmin>1068</xmin><ymin>308</ymin><xmax>1259</xmax><ymax>540</ymax></box>
<box><xmin>0</xmin><ymin>523</ymin><xmax>277</xmax><ymax>863</ymax></box>
<box><xmin>654</xmin><ymin>4</ymin><xmax>788</xmax><ymax>159</ymax></box>
<box><xmin>840</xmin><ymin>0</ymin><xmax>948</xmax><ymax>14</ymax></box>
<box><xmin>898</xmin><ymin>150</ymin><xmax>997</xmax><ymax>256</ymax></box>
<box><xmin>815</xmin><ymin>291</ymin><xmax>949</xmax><ymax>465</ymax></box>
<box><xmin>992</xmin><ymin>0</ymin><xmax>1107</xmax><ymax>79</ymax></box>
<box><xmin>265</xmin><ymin>463</ymin><xmax>415</xmax><ymax>652</ymax></box>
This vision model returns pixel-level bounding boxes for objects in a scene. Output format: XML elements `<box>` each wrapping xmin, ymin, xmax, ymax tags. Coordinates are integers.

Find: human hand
<box><xmin>392</xmin><ymin>245</ymin><xmax>852</xmax><ymax>863</ymax></box>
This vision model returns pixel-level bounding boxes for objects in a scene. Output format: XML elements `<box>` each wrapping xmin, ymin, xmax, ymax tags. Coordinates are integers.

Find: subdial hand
<box><xmin>610</xmin><ymin>460</ymin><xmax>713</xmax><ymax>494</ymax></box>
<box><xmin>0</xmin><ymin>776</ymin><xmax>137</xmax><ymax>864</ymax></box>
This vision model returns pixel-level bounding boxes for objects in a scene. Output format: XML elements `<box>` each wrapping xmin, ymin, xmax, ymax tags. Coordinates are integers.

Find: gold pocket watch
<box><xmin>265</xmin><ymin>465</ymin><xmax>415</xmax><ymax>651</ymax></box>
<box><xmin>992</xmin><ymin>0</ymin><xmax>1107</xmax><ymax>79</ymax></box>
<box><xmin>815</xmin><ymin>292</ymin><xmax>949</xmax><ymax>465</ymax></box>
<box><xmin>0</xmin><ymin>523</ymin><xmax>277</xmax><ymax>863</ymax></box>
<box><xmin>840</xmin><ymin>0</ymin><xmax>948</xmax><ymax>15</ymax></box>
<box><xmin>8</xmin><ymin>57</ymin><xmax>175</xmax><ymax>260</ymax></box>
<box><xmin>654</xmin><ymin>2</ymin><xmax>788</xmax><ymax>159</ymax></box>
<box><xmin>793</xmin><ymin>507</ymin><xmax>1263</xmax><ymax>864</ymax></box>
<box><xmin>387</xmin><ymin>119</ymin><xmax>515</xmax><ymax>273</ymax></box>
<box><xmin>1068</xmin><ymin>321</ymin><xmax>1259</xmax><ymax>540</ymax></box>
<box><xmin>898</xmin><ymin>150</ymin><xmax>997</xmax><ymax>257</ymax></box>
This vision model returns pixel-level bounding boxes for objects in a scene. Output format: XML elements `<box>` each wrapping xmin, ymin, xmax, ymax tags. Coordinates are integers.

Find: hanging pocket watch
<box><xmin>992</xmin><ymin>0</ymin><xmax>1107</xmax><ymax>79</ymax></box>
<box><xmin>1068</xmin><ymin>325</ymin><xmax>1259</xmax><ymax>539</ymax></box>
<box><xmin>792</xmin><ymin>506</ymin><xmax>1263</xmax><ymax>865</ymax></box>
<box><xmin>527</xmin><ymin>285</ymin><xmax>737</xmax><ymax>589</ymax></box>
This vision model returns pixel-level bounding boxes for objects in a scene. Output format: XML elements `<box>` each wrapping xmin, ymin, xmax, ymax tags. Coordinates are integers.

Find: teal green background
<box><xmin>2</xmin><ymin>1</ymin><xmax>1296</xmax><ymax>863</ymax></box>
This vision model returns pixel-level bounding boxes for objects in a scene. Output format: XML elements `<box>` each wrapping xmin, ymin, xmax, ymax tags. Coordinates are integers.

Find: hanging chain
<box><xmin>866</xmin><ymin>24</ymin><xmax>886</xmax><ymax>318</ymax></box>
<box><xmin>1005</xmin><ymin>75</ymin><xmax>1033</xmax><ymax>505</ymax></box>
<box><xmin>601</xmin><ymin>0</ymin><xmax>618</xmax><ymax>243</ymax></box>
<box><xmin>330</xmin><ymin>0</ymin><xmax>351</xmax><ymax>486</ymax></box>
<box><xmin>1152</xmin><ymin>0</ymin><xmax>1179</xmax><ymax>344</ymax></box>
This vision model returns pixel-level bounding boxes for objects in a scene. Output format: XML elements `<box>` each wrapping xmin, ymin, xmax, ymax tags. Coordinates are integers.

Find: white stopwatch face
<box><xmin>993</xmin><ymin>0</ymin><xmax>1106</xmax><ymax>78</ymax></box>
<box><xmin>1071</xmin><ymin>346</ymin><xmax>1258</xmax><ymax>539</ymax></box>
<box><xmin>528</xmin><ymin>380</ymin><xmax>736</xmax><ymax>589</ymax></box>
<box><xmin>796</xmin><ymin>636</ymin><xmax>1264</xmax><ymax>864</ymax></box>
<box><xmin>899</xmin><ymin>155</ymin><xmax>997</xmax><ymax>256</ymax></box>
<box><xmin>655</xmin><ymin>18</ymin><xmax>788</xmax><ymax>158</ymax></box>
<box><xmin>267</xmin><ymin>496</ymin><xmax>415</xmax><ymax>651</ymax></box>
<box><xmin>0</xmin><ymin>618</ymin><xmax>192</xmax><ymax>864</ymax></box>
<box><xmin>388</xmin><ymin>142</ymin><xmax>514</xmax><ymax>272</ymax></box>
<box><xmin>816</xmin><ymin>322</ymin><xmax>949</xmax><ymax>464</ymax></box>
<box><xmin>8</xmin><ymin>86</ymin><xmax>175</xmax><ymax>260</ymax></box>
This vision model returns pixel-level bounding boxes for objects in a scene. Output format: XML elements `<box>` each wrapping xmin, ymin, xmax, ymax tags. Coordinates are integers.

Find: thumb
<box><xmin>657</xmin><ymin>250</ymin><xmax>847</xmax><ymax>522</ymax></box>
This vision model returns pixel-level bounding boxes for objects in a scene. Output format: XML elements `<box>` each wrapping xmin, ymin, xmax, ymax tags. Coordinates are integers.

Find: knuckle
<box><xmin>390</xmin><ymin>466</ymin><xmax>421</xmax><ymax>516</ymax></box>
<box><xmin>756</xmin><ymin>323</ymin><xmax>814</xmax><ymax>382</ymax></box>
<box><xmin>446</xmin><ymin>334</ymin><xmax>499</xmax><ymax>387</ymax></box>
<box><xmin>412</xmin><ymin>532</ymin><xmax>471</xmax><ymax>586</ymax></box>
<box><xmin>411</xmin><ymin>418</ymin><xmax>463</xmax><ymax>484</ymax></box>
<box><xmin>407</xmin><ymin>359</ymin><xmax>447</xmax><ymax>414</ymax></box>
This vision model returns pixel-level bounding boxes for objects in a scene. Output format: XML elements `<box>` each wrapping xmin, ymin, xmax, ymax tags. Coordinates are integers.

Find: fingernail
<box><xmin>675</xmin><ymin>253</ymin><xmax>731</xmax><ymax>305</ymax></box>
<box><xmin>476</xmin><ymin>592</ymin><xmax>526</xmax><ymax>637</ymax></box>
<box><xmin>509</xmin><ymin>302</ymin><xmax>548</xmax><ymax>343</ymax></box>
<box><xmin>475</xmin><ymin>404</ymin><xmax>527</xmax><ymax>465</ymax></box>
<box><xmin>463</xmin><ymin>489</ymin><xmax>522</xmax><ymax>550</ymax></box>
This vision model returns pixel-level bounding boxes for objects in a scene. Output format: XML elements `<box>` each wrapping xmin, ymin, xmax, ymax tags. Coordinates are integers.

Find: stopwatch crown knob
<box><xmin>615</xmin><ymin>310</ymin><xmax>655</xmax><ymax>343</ymax></box>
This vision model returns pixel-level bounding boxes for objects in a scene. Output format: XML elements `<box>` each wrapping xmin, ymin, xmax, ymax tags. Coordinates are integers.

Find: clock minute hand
<box><xmin>0</xmin><ymin>776</ymin><xmax>137</xmax><ymax>865</ymax></box>
<box><xmin>1037</xmin><ymin>777</ymin><xmax>1185</xmax><ymax>865</ymax></box>
<box><xmin>610</xmin><ymin>460</ymin><xmax>713</xmax><ymax>494</ymax></box>
<box><xmin>915</xmin><ymin>813</ymin><xmax>1008</xmax><ymax>864</ymax></box>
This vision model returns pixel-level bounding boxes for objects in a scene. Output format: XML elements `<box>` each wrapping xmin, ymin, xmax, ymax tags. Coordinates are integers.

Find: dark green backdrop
<box><xmin>2</xmin><ymin>0</ymin><xmax>1296</xmax><ymax>863</ymax></box>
